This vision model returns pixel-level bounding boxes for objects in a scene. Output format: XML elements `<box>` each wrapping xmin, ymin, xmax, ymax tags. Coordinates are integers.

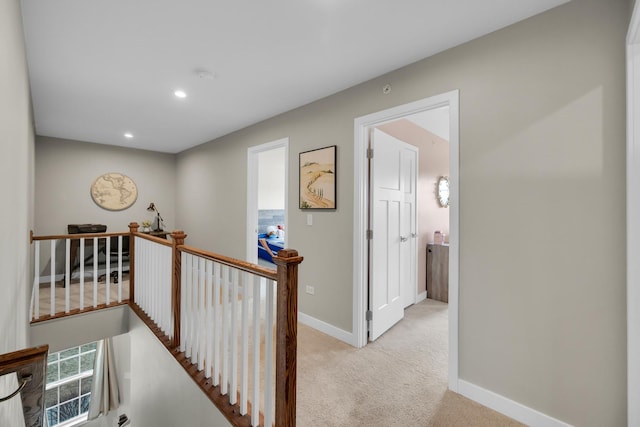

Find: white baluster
<box><xmin>93</xmin><ymin>238</ymin><xmax>98</xmax><ymax>308</ymax></box>
<box><xmin>136</xmin><ymin>239</ymin><xmax>141</xmax><ymax>306</ymax></box>
<box><xmin>167</xmin><ymin>247</ymin><xmax>172</xmax><ymax>334</ymax></box>
<box><xmin>240</xmin><ymin>271</ymin><xmax>250</xmax><ymax>415</ymax></box>
<box><xmin>151</xmin><ymin>241</ymin><xmax>156</xmax><ymax>320</ymax></box>
<box><xmin>33</xmin><ymin>241</ymin><xmax>40</xmax><ymax>320</ymax></box>
<box><xmin>50</xmin><ymin>239</ymin><xmax>56</xmax><ymax>316</ymax></box>
<box><xmin>163</xmin><ymin>247</ymin><xmax>169</xmax><ymax>336</ymax></box>
<box><xmin>213</xmin><ymin>262</ymin><xmax>221</xmax><ymax>387</ymax></box>
<box><xmin>191</xmin><ymin>254</ymin><xmax>199</xmax><ymax>364</ymax></box>
<box><xmin>205</xmin><ymin>259</ymin><xmax>214</xmax><ymax>379</ymax></box>
<box><xmin>105</xmin><ymin>237</ymin><xmax>110</xmax><ymax>305</ymax></box>
<box><xmin>185</xmin><ymin>253</ymin><xmax>193</xmax><ymax>359</ymax></box>
<box><xmin>264</xmin><ymin>278</ymin><xmax>275</xmax><ymax>427</ymax></box>
<box><xmin>251</xmin><ymin>275</ymin><xmax>261</xmax><ymax>426</ymax></box>
<box><xmin>65</xmin><ymin>239</ymin><xmax>70</xmax><ymax>312</ymax></box>
<box><xmin>180</xmin><ymin>251</ymin><xmax>187</xmax><ymax>353</ymax></box>
<box><xmin>221</xmin><ymin>265</ymin><xmax>229</xmax><ymax>395</ymax></box>
<box><xmin>118</xmin><ymin>235</ymin><xmax>123</xmax><ymax>303</ymax></box>
<box><xmin>150</xmin><ymin>241</ymin><xmax>156</xmax><ymax>323</ymax></box>
<box><xmin>199</xmin><ymin>257</ymin><xmax>206</xmax><ymax>370</ymax></box>
<box><xmin>230</xmin><ymin>268</ymin><xmax>239</xmax><ymax>405</ymax></box>
<box><xmin>79</xmin><ymin>237</ymin><xmax>85</xmax><ymax>310</ymax></box>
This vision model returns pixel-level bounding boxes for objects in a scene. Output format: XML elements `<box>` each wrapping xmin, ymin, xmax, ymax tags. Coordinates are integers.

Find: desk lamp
<box><xmin>146</xmin><ymin>202</ymin><xmax>165</xmax><ymax>232</ymax></box>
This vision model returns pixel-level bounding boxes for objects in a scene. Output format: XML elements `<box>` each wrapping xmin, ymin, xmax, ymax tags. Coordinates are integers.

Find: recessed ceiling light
<box><xmin>124</xmin><ymin>132</ymin><xmax>133</xmax><ymax>139</ymax></box>
<box><xmin>174</xmin><ymin>90</ymin><xmax>187</xmax><ymax>98</ymax></box>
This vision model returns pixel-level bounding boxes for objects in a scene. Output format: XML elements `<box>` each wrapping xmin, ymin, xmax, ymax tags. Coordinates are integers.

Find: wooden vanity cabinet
<box><xmin>426</xmin><ymin>244</ymin><xmax>449</xmax><ymax>303</ymax></box>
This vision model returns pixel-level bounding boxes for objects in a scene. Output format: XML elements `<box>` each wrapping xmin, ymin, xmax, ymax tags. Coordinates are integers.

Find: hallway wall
<box><xmin>0</xmin><ymin>0</ymin><xmax>35</xmax><ymax>424</ymax></box>
<box><xmin>176</xmin><ymin>0</ymin><xmax>629</xmax><ymax>424</ymax></box>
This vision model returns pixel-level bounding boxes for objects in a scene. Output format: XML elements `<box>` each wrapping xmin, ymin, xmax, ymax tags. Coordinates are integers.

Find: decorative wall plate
<box><xmin>91</xmin><ymin>172</ymin><xmax>138</xmax><ymax>211</ymax></box>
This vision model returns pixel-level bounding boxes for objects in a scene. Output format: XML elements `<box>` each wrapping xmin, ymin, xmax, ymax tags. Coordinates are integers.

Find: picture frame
<box><xmin>299</xmin><ymin>145</ymin><xmax>337</xmax><ymax>209</ymax></box>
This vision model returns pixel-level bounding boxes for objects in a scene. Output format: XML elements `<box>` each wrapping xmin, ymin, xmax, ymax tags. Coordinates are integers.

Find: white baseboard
<box><xmin>298</xmin><ymin>312</ymin><xmax>354</xmax><ymax>346</ymax></box>
<box><xmin>458</xmin><ymin>380</ymin><xmax>572</xmax><ymax>427</ymax></box>
<box><xmin>417</xmin><ymin>291</ymin><xmax>427</xmax><ymax>303</ymax></box>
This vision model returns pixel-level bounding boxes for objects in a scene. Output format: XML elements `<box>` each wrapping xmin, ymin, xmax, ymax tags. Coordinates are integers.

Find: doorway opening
<box><xmin>246</xmin><ymin>138</ymin><xmax>289</xmax><ymax>267</ymax></box>
<box><xmin>353</xmin><ymin>90</ymin><xmax>459</xmax><ymax>391</ymax></box>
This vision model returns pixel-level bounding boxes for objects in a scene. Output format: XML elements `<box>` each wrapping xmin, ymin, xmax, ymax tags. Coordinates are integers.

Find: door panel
<box><xmin>369</xmin><ymin>129</ymin><xmax>405</xmax><ymax>341</ymax></box>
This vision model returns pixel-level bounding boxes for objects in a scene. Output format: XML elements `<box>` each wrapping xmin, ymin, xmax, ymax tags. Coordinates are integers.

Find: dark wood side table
<box><xmin>426</xmin><ymin>244</ymin><xmax>449</xmax><ymax>303</ymax></box>
<box><xmin>144</xmin><ymin>231</ymin><xmax>169</xmax><ymax>239</ymax></box>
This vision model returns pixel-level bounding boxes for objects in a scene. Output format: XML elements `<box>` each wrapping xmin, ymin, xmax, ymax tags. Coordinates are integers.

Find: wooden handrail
<box><xmin>0</xmin><ymin>345</ymin><xmax>49</xmax><ymax>427</ymax></box>
<box><xmin>30</xmin><ymin>230</ymin><xmax>128</xmax><ymax>243</ymax></box>
<box><xmin>132</xmin><ymin>231</ymin><xmax>173</xmax><ymax>247</ymax></box>
<box><xmin>179</xmin><ymin>244</ymin><xmax>278</xmax><ymax>280</ymax></box>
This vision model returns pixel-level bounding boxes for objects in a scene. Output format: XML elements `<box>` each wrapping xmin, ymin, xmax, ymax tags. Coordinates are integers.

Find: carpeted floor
<box><xmin>296</xmin><ymin>298</ymin><xmax>525</xmax><ymax>426</ymax></box>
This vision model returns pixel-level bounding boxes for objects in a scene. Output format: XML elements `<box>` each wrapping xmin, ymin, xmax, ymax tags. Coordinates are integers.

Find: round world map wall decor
<box><xmin>91</xmin><ymin>172</ymin><xmax>138</xmax><ymax>211</ymax></box>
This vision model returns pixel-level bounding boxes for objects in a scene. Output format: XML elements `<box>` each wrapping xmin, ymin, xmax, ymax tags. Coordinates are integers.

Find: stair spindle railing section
<box><xmin>29</xmin><ymin>230</ymin><xmax>131</xmax><ymax>322</ymax></box>
<box><xmin>172</xmin><ymin>244</ymin><xmax>302</xmax><ymax>427</ymax></box>
<box><xmin>132</xmin><ymin>230</ymin><xmax>174</xmax><ymax>339</ymax></box>
<box><xmin>29</xmin><ymin>224</ymin><xmax>303</xmax><ymax>427</ymax></box>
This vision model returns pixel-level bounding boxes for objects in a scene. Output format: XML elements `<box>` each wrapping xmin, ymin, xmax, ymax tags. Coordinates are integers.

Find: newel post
<box><xmin>128</xmin><ymin>222</ymin><xmax>139</xmax><ymax>303</ymax></box>
<box><xmin>171</xmin><ymin>230</ymin><xmax>187</xmax><ymax>349</ymax></box>
<box><xmin>273</xmin><ymin>249</ymin><xmax>303</xmax><ymax>427</ymax></box>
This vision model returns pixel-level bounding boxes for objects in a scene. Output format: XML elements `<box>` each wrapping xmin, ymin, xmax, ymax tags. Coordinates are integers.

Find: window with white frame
<box><xmin>45</xmin><ymin>342</ymin><xmax>97</xmax><ymax>427</ymax></box>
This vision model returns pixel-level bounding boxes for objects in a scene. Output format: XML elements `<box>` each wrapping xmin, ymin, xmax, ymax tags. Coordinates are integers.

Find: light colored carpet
<box><xmin>35</xmin><ymin>275</ymin><xmax>129</xmax><ymax>319</ymax></box>
<box><xmin>297</xmin><ymin>298</ymin><xmax>525</xmax><ymax>427</ymax></box>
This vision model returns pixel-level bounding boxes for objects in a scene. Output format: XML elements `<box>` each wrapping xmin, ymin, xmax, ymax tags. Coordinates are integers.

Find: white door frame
<box><xmin>353</xmin><ymin>90</ymin><xmax>460</xmax><ymax>391</ymax></box>
<box><xmin>627</xmin><ymin>4</ymin><xmax>640</xmax><ymax>424</ymax></box>
<box><xmin>246</xmin><ymin>137</ymin><xmax>289</xmax><ymax>263</ymax></box>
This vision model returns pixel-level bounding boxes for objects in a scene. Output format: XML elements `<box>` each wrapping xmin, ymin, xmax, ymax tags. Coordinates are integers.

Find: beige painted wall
<box><xmin>376</xmin><ymin>120</ymin><xmax>450</xmax><ymax>297</ymax></box>
<box><xmin>176</xmin><ymin>0</ymin><xmax>628</xmax><ymax>424</ymax></box>
<box><xmin>128</xmin><ymin>313</ymin><xmax>231</xmax><ymax>427</ymax></box>
<box><xmin>35</xmin><ymin>137</ymin><xmax>176</xmax><ymax>235</ymax></box>
<box><xmin>0</xmin><ymin>0</ymin><xmax>35</xmax><ymax>424</ymax></box>
<box><xmin>0</xmin><ymin>0</ymin><xmax>33</xmax><ymax>355</ymax></box>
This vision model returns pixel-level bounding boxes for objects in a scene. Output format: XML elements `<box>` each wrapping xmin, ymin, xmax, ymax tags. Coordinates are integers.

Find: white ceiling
<box><xmin>20</xmin><ymin>0</ymin><xmax>568</xmax><ymax>154</ymax></box>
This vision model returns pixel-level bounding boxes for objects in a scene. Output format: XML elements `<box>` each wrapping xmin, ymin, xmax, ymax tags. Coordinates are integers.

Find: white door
<box><xmin>369</xmin><ymin>129</ymin><xmax>417</xmax><ymax>341</ymax></box>
<box><xmin>401</xmin><ymin>145</ymin><xmax>418</xmax><ymax>308</ymax></box>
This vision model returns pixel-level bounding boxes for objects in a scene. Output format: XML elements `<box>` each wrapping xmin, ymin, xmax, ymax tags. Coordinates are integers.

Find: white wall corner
<box><xmin>458</xmin><ymin>380</ymin><xmax>572</xmax><ymax>427</ymax></box>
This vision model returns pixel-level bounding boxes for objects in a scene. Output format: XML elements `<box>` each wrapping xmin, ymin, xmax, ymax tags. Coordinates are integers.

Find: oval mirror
<box><xmin>437</xmin><ymin>176</ymin><xmax>450</xmax><ymax>208</ymax></box>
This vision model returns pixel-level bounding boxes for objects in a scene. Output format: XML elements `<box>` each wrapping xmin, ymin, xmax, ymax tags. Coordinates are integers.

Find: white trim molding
<box><xmin>298</xmin><ymin>312</ymin><xmax>354</xmax><ymax>346</ymax></box>
<box><xmin>352</xmin><ymin>90</ymin><xmax>460</xmax><ymax>391</ymax></box>
<box><xmin>458</xmin><ymin>381</ymin><xmax>572</xmax><ymax>427</ymax></box>
<box><xmin>627</xmin><ymin>2</ymin><xmax>640</xmax><ymax>424</ymax></box>
<box><xmin>416</xmin><ymin>291</ymin><xmax>427</xmax><ymax>303</ymax></box>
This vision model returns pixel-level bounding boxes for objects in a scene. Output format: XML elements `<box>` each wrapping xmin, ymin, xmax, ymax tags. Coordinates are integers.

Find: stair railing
<box><xmin>29</xmin><ymin>224</ymin><xmax>302</xmax><ymax>426</ymax></box>
<box><xmin>129</xmin><ymin>223</ymin><xmax>302</xmax><ymax>427</ymax></box>
<box><xmin>29</xmin><ymin>231</ymin><xmax>130</xmax><ymax>321</ymax></box>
